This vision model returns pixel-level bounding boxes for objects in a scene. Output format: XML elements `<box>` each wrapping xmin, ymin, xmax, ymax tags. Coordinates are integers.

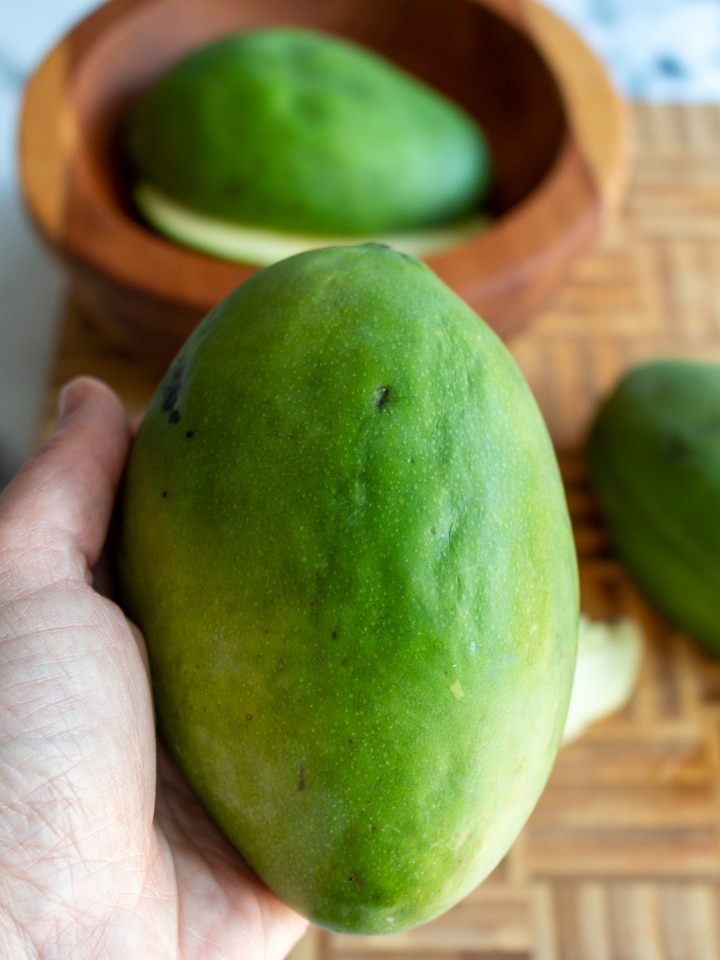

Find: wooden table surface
<box><xmin>38</xmin><ymin>99</ymin><xmax>720</xmax><ymax>959</ymax></box>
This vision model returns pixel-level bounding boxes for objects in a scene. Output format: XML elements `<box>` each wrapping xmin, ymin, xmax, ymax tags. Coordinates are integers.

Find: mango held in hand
<box><xmin>587</xmin><ymin>359</ymin><xmax>720</xmax><ymax>657</ymax></box>
<box><xmin>123</xmin><ymin>28</ymin><xmax>491</xmax><ymax>244</ymax></box>
<box><xmin>117</xmin><ymin>244</ymin><xmax>578</xmax><ymax>934</ymax></box>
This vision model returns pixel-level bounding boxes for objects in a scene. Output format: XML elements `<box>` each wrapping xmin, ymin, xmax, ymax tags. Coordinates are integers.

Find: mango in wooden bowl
<box><xmin>19</xmin><ymin>0</ymin><xmax>617</xmax><ymax>369</ymax></box>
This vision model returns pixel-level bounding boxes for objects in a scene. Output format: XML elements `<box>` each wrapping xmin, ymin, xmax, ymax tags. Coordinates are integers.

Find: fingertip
<box><xmin>0</xmin><ymin>377</ymin><xmax>133</xmax><ymax>579</ymax></box>
<box><xmin>57</xmin><ymin>376</ymin><xmax>89</xmax><ymax>423</ymax></box>
<box><xmin>56</xmin><ymin>376</ymin><xmax>127</xmax><ymax>430</ymax></box>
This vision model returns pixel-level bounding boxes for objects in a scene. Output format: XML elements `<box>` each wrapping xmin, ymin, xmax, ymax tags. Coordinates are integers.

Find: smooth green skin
<box><xmin>587</xmin><ymin>359</ymin><xmax>720</xmax><ymax>657</ymax></box>
<box><xmin>123</xmin><ymin>28</ymin><xmax>491</xmax><ymax>236</ymax></box>
<box><xmin>117</xmin><ymin>244</ymin><xmax>578</xmax><ymax>934</ymax></box>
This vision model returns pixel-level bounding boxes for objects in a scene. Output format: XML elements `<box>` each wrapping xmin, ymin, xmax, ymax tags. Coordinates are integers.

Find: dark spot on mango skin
<box><xmin>375</xmin><ymin>385</ymin><xmax>391</xmax><ymax>411</ymax></box>
<box><xmin>296</xmin><ymin>762</ymin><xmax>306</xmax><ymax>792</ymax></box>
<box><xmin>665</xmin><ymin>435</ymin><xmax>690</xmax><ymax>461</ymax></box>
<box><xmin>162</xmin><ymin>364</ymin><xmax>186</xmax><ymax>424</ymax></box>
<box><xmin>665</xmin><ymin>418</ymin><xmax>720</xmax><ymax>462</ymax></box>
<box><xmin>348</xmin><ymin>873</ymin><xmax>361</xmax><ymax>892</ymax></box>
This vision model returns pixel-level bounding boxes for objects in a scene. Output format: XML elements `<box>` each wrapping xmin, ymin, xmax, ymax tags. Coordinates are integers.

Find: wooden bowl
<box><xmin>20</xmin><ymin>0</ymin><xmax>606</xmax><ymax>370</ymax></box>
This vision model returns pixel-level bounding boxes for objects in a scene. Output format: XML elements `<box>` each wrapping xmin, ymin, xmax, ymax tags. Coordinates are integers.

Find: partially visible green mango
<box><xmin>587</xmin><ymin>359</ymin><xmax>720</xmax><ymax>656</ymax></box>
<box><xmin>117</xmin><ymin>244</ymin><xmax>577</xmax><ymax>935</ymax></box>
<box><xmin>123</xmin><ymin>27</ymin><xmax>491</xmax><ymax>242</ymax></box>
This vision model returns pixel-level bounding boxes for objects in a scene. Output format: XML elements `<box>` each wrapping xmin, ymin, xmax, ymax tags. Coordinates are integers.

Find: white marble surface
<box><xmin>545</xmin><ymin>0</ymin><xmax>720</xmax><ymax>101</ymax></box>
<box><xmin>0</xmin><ymin>0</ymin><xmax>719</xmax><ymax>483</ymax></box>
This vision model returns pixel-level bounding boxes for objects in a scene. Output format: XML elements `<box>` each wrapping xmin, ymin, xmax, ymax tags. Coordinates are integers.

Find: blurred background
<box><xmin>1</xmin><ymin>0</ymin><xmax>719</xmax><ymax>487</ymax></box>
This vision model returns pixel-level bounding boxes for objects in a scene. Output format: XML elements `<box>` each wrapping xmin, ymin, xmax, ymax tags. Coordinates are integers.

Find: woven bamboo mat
<box><xmin>39</xmin><ymin>102</ymin><xmax>720</xmax><ymax>959</ymax></box>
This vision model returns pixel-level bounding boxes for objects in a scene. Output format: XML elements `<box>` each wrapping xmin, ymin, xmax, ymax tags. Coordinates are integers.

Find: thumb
<box><xmin>0</xmin><ymin>377</ymin><xmax>133</xmax><ymax>583</ymax></box>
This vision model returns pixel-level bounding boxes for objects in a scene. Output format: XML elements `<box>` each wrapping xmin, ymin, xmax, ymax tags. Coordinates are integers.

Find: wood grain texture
<box><xmin>37</xmin><ymin>102</ymin><xmax>720</xmax><ymax>959</ymax></box>
<box><xmin>524</xmin><ymin>0</ymin><xmax>630</xmax><ymax>218</ymax></box>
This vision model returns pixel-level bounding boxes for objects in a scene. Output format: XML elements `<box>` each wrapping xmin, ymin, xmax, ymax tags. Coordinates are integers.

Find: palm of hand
<box><xmin>0</xmin><ymin>379</ymin><xmax>306</xmax><ymax>959</ymax></box>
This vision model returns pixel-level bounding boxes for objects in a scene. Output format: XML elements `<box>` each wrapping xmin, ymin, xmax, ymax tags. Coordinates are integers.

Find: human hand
<box><xmin>0</xmin><ymin>377</ymin><xmax>308</xmax><ymax>959</ymax></box>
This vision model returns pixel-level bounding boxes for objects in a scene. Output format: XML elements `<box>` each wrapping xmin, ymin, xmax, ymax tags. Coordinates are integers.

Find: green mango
<box><xmin>587</xmin><ymin>359</ymin><xmax>720</xmax><ymax>657</ymax></box>
<box><xmin>117</xmin><ymin>244</ymin><xmax>577</xmax><ymax>934</ymax></box>
<box><xmin>123</xmin><ymin>27</ymin><xmax>491</xmax><ymax>239</ymax></box>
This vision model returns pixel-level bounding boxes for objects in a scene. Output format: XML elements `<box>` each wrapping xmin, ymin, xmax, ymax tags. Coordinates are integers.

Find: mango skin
<box><xmin>587</xmin><ymin>359</ymin><xmax>720</xmax><ymax>657</ymax></box>
<box><xmin>117</xmin><ymin>244</ymin><xmax>578</xmax><ymax>934</ymax></box>
<box><xmin>123</xmin><ymin>27</ymin><xmax>491</xmax><ymax>236</ymax></box>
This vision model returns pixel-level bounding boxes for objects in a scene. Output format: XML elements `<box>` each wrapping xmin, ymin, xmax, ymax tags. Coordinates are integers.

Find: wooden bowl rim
<box><xmin>19</xmin><ymin>0</ymin><xmax>601</xmax><ymax>314</ymax></box>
